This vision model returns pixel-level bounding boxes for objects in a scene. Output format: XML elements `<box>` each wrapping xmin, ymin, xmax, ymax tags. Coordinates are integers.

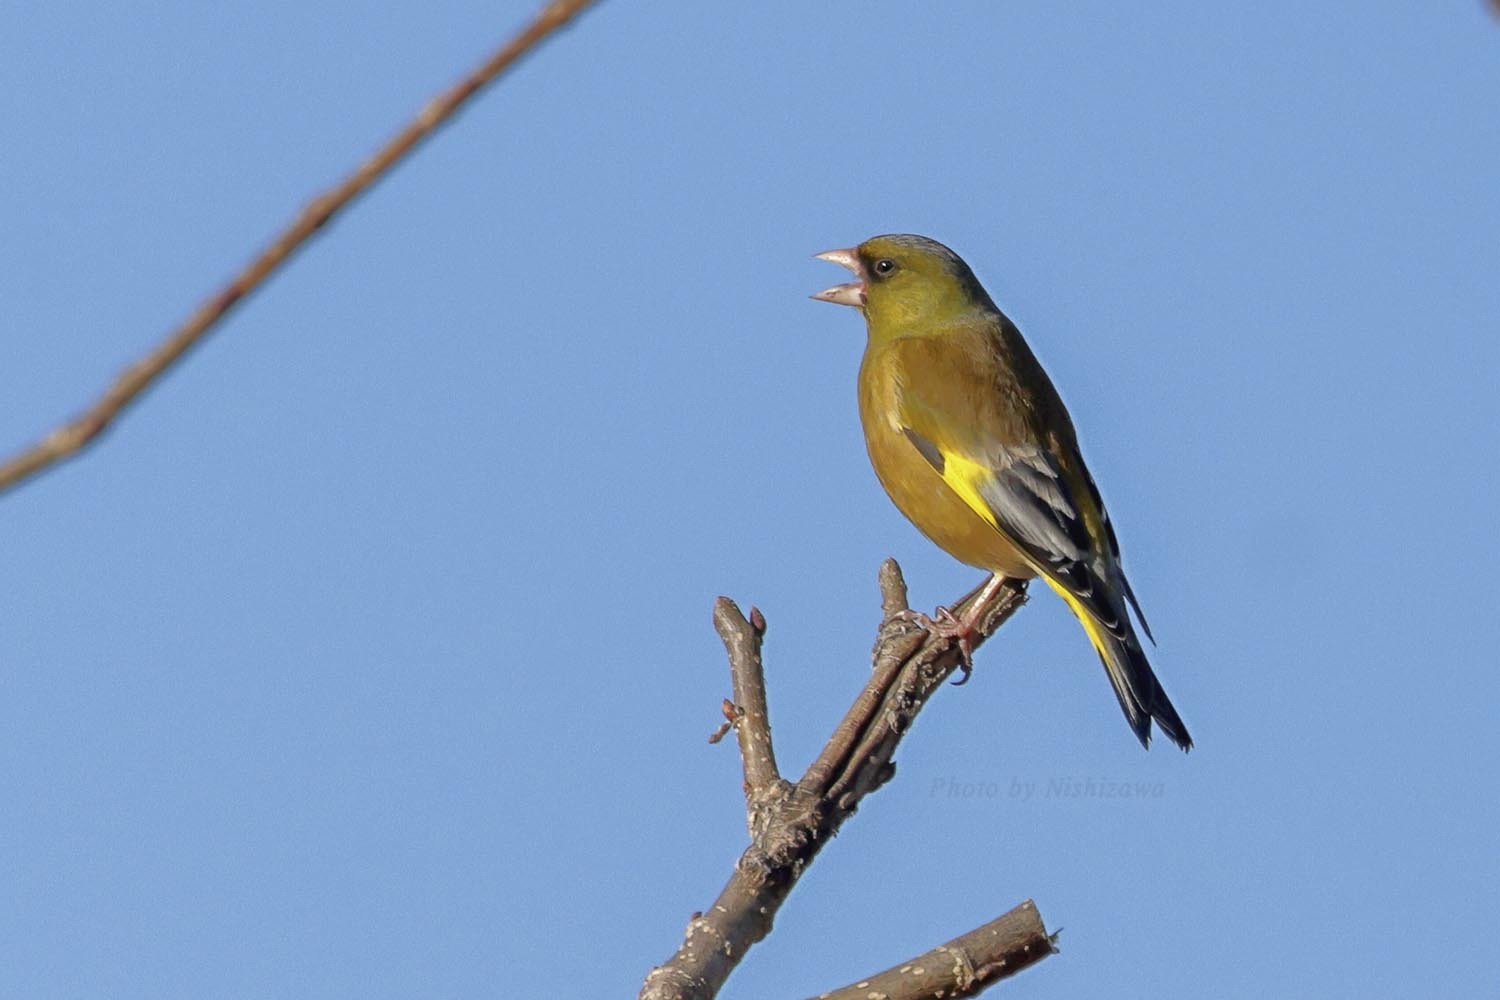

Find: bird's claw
<box><xmin>888</xmin><ymin>606</ymin><xmax>975</xmax><ymax>683</ymax></box>
<box><xmin>933</xmin><ymin>605</ymin><xmax>976</xmax><ymax>683</ymax></box>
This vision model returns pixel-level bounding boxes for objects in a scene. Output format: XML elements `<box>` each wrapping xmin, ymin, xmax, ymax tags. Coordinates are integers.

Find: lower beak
<box><xmin>812</xmin><ymin>247</ymin><xmax>866</xmax><ymax>308</ymax></box>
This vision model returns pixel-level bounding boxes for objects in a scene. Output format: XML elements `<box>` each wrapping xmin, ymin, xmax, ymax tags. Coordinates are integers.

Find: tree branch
<box><xmin>713</xmin><ymin>599</ymin><xmax>782</xmax><ymax>806</ymax></box>
<box><xmin>810</xmin><ymin>900</ymin><xmax>1056</xmax><ymax>1000</ymax></box>
<box><xmin>0</xmin><ymin>0</ymin><xmax>601</xmax><ymax>497</ymax></box>
<box><xmin>639</xmin><ymin>561</ymin><xmax>1042</xmax><ymax>1000</ymax></box>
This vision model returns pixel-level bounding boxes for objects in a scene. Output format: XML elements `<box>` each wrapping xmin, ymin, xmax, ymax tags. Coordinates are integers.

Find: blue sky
<box><xmin>3</xmin><ymin>3</ymin><xmax>1497</xmax><ymax>997</ymax></box>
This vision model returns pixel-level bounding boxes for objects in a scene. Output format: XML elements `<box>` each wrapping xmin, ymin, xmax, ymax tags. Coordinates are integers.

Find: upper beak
<box><xmin>812</xmin><ymin>248</ymin><xmax>866</xmax><ymax>308</ymax></box>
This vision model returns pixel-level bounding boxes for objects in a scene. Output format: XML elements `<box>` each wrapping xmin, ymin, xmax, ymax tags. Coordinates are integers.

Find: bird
<box><xmin>813</xmin><ymin>234</ymin><xmax>1191</xmax><ymax>751</ymax></box>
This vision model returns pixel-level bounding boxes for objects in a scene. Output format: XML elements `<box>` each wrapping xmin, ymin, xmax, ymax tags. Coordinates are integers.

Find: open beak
<box><xmin>811</xmin><ymin>247</ymin><xmax>866</xmax><ymax>308</ymax></box>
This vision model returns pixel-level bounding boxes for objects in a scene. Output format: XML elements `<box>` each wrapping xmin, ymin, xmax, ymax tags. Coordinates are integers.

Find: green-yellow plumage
<box><xmin>815</xmin><ymin>234</ymin><xmax>1191</xmax><ymax>750</ymax></box>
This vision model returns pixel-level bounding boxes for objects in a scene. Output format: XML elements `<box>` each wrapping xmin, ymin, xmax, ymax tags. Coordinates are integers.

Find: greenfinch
<box><xmin>814</xmin><ymin>234</ymin><xmax>1191</xmax><ymax>751</ymax></box>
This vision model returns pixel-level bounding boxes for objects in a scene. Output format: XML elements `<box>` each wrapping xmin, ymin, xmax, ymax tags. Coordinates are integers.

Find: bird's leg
<box><xmin>889</xmin><ymin>574</ymin><xmax>1010</xmax><ymax>684</ymax></box>
<box><xmin>944</xmin><ymin>573</ymin><xmax>1010</xmax><ymax>682</ymax></box>
<box><xmin>957</xmin><ymin>572</ymin><xmax>1011</xmax><ymax>630</ymax></box>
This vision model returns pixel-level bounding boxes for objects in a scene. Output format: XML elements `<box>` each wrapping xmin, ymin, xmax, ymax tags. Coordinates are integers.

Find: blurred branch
<box><xmin>638</xmin><ymin>561</ymin><xmax>1049</xmax><ymax>1000</ymax></box>
<box><xmin>0</xmin><ymin>0</ymin><xmax>601</xmax><ymax>497</ymax></box>
<box><xmin>813</xmin><ymin>900</ymin><xmax>1056</xmax><ymax>1000</ymax></box>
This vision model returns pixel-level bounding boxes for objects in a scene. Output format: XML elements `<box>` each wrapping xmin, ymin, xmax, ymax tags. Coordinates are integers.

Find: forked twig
<box><xmin>639</xmin><ymin>561</ymin><xmax>1047</xmax><ymax>1000</ymax></box>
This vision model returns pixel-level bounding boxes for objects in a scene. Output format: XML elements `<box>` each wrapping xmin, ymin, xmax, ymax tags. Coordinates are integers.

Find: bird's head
<box><xmin>813</xmin><ymin>234</ymin><xmax>992</xmax><ymax>337</ymax></box>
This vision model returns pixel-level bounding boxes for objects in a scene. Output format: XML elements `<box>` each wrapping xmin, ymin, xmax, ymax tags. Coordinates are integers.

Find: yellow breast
<box><xmin>857</xmin><ymin>344</ymin><xmax>1036</xmax><ymax>579</ymax></box>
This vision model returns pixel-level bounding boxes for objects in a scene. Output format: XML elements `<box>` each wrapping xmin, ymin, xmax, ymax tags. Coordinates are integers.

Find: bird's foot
<box><xmin>888</xmin><ymin>606</ymin><xmax>977</xmax><ymax>684</ymax></box>
<box><xmin>933</xmin><ymin>606</ymin><xmax>977</xmax><ymax>683</ymax></box>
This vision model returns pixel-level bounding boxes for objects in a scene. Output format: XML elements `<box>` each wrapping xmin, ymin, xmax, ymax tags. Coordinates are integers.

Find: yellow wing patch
<box><xmin>935</xmin><ymin>448</ymin><xmax>1008</xmax><ymax>534</ymax></box>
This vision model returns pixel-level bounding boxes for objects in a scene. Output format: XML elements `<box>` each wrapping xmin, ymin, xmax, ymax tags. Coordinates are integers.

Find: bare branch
<box><xmin>0</xmin><ymin>0</ymin><xmax>601</xmax><ymax>496</ymax></box>
<box><xmin>713</xmin><ymin>598</ymin><xmax>782</xmax><ymax>803</ymax></box>
<box><xmin>878</xmin><ymin>556</ymin><xmax>910</xmax><ymax>619</ymax></box>
<box><xmin>640</xmin><ymin>564</ymin><xmax>1036</xmax><ymax>1000</ymax></box>
<box><xmin>810</xmin><ymin>900</ymin><xmax>1056</xmax><ymax>1000</ymax></box>
<box><xmin>799</xmin><ymin>565</ymin><xmax>922</xmax><ymax>798</ymax></box>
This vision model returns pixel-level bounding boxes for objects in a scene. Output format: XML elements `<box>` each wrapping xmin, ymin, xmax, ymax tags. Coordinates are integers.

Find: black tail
<box><xmin>1094</xmin><ymin>624</ymin><xmax>1192</xmax><ymax>751</ymax></box>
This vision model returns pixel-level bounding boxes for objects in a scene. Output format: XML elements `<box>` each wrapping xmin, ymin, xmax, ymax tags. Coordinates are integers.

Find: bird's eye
<box><xmin>873</xmin><ymin>258</ymin><xmax>898</xmax><ymax>278</ymax></box>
